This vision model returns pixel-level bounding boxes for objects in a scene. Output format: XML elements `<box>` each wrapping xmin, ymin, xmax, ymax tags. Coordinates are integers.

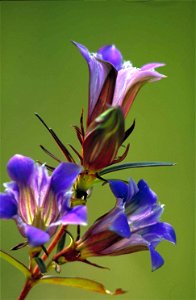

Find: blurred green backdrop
<box><xmin>0</xmin><ymin>1</ymin><xmax>195</xmax><ymax>299</ymax></box>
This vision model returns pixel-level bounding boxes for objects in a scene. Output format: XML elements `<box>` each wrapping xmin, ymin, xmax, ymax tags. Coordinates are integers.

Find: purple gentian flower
<box><xmin>73</xmin><ymin>41</ymin><xmax>166</xmax><ymax>126</ymax></box>
<box><xmin>0</xmin><ymin>154</ymin><xmax>87</xmax><ymax>247</ymax></box>
<box><xmin>76</xmin><ymin>179</ymin><xmax>176</xmax><ymax>271</ymax></box>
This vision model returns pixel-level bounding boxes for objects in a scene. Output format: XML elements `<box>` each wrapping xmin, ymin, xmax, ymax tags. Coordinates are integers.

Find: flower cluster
<box><xmin>0</xmin><ymin>42</ymin><xmax>175</xmax><ymax>298</ymax></box>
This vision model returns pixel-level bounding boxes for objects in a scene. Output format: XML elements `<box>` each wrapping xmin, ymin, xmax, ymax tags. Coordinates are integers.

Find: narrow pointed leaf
<box><xmin>111</xmin><ymin>144</ymin><xmax>130</xmax><ymax>165</ymax></box>
<box><xmin>36</xmin><ymin>160</ymin><xmax>55</xmax><ymax>171</ymax></box>
<box><xmin>123</xmin><ymin>119</ymin><xmax>136</xmax><ymax>142</ymax></box>
<box><xmin>68</xmin><ymin>144</ymin><xmax>83</xmax><ymax>162</ymax></box>
<box><xmin>0</xmin><ymin>250</ymin><xmax>31</xmax><ymax>277</ymax></box>
<box><xmin>38</xmin><ymin>276</ymin><xmax>125</xmax><ymax>295</ymax></box>
<box><xmin>10</xmin><ymin>241</ymin><xmax>28</xmax><ymax>251</ymax></box>
<box><xmin>35</xmin><ymin>113</ymin><xmax>74</xmax><ymax>162</ymax></box>
<box><xmin>81</xmin><ymin>259</ymin><xmax>110</xmax><ymax>270</ymax></box>
<box><xmin>99</xmin><ymin>161</ymin><xmax>175</xmax><ymax>175</ymax></box>
<box><xmin>80</xmin><ymin>108</ymin><xmax>85</xmax><ymax>138</ymax></box>
<box><xmin>73</xmin><ymin>125</ymin><xmax>83</xmax><ymax>145</ymax></box>
<box><xmin>34</xmin><ymin>257</ymin><xmax>47</xmax><ymax>274</ymax></box>
<box><xmin>40</xmin><ymin>145</ymin><xmax>61</xmax><ymax>163</ymax></box>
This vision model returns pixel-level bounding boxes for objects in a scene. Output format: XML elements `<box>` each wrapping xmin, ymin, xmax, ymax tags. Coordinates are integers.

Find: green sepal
<box><xmin>34</xmin><ymin>257</ymin><xmax>47</xmax><ymax>274</ymax></box>
<box><xmin>37</xmin><ymin>276</ymin><xmax>125</xmax><ymax>295</ymax></box>
<box><xmin>99</xmin><ymin>161</ymin><xmax>175</xmax><ymax>175</ymax></box>
<box><xmin>0</xmin><ymin>249</ymin><xmax>31</xmax><ymax>278</ymax></box>
<box><xmin>41</xmin><ymin>245</ymin><xmax>49</xmax><ymax>256</ymax></box>
<box><xmin>57</xmin><ymin>231</ymin><xmax>66</xmax><ymax>253</ymax></box>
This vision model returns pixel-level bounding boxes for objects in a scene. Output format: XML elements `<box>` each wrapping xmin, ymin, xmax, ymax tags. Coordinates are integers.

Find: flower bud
<box><xmin>82</xmin><ymin>107</ymin><xmax>125</xmax><ymax>171</ymax></box>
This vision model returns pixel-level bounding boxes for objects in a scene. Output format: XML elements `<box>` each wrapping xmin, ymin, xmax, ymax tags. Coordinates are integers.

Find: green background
<box><xmin>0</xmin><ymin>1</ymin><xmax>195</xmax><ymax>299</ymax></box>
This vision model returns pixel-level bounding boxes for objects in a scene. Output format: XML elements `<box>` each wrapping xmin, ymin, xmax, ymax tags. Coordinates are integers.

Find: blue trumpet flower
<box><xmin>77</xmin><ymin>179</ymin><xmax>176</xmax><ymax>271</ymax></box>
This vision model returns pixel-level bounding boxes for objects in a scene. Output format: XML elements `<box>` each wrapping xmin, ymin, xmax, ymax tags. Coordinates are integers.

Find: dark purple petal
<box><xmin>50</xmin><ymin>162</ymin><xmax>81</xmax><ymax>194</ymax></box>
<box><xmin>109</xmin><ymin>211</ymin><xmax>131</xmax><ymax>238</ymax></box>
<box><xmin>149</xmin><ymin>246</ymin><xmax>164</xmax><ymax>271</ymax></box>
<box><xmin>110</xmin><ymin>179</ymin><xmax>138</xmax><ymax>203</ymax></box>
<box><xmin>0</xmin><ymin>193</ymin><xmax>18</xmax><ymax>219</ymax></box>
<box><xmin>139</xmin><ymin>222</ymin><xmax>176</xmax><ymax>245</ymax></box>
<box><xmin>25</xmin><ymin>225</ymin><xmax>50</xmax><ymax>247</ymax></box>
<box><xmin>97</xmin><ymin>45</ymin><xmax>123</xmax><ymax>70</ymax></box>
<box><xmin>127</xmin><ymin>179</ymin><xmax>139</xmax><ymax>201</ymax></box>
<box><xmin>126</xmin><ymin>179</ymin><xmax>157</xmax><ymax>213</ymax></box>
<box><xmin>7</xmin><ymin>155</ymin><xmax>34</xmax><ymax>185</ymax></box>
<box><xmin>109</xmin><ymin>180</ymin><xmax>129</xmax><ymax>201</ymax></box>
<box><xmin>51</xmin><ymin>205</ymin><xmax>87</xmax><ymax>226</ymax></box>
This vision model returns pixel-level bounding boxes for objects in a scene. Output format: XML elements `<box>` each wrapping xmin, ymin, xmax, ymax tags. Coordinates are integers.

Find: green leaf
<box><xmin>34</xmin><ymin>257</ymin><xmax>47</xmax><ymax>274</ymax></box>
<box><xmin>38</xmin><ymin>276</ymin><xmax>125</xmax><ymax>295</ymax></box>
<box><xmin>99</xmin><ymin>161</ymin><xmax>175</xmax><ymax>175</ymax></box>
<box><xmin>0</xmin><ymin>249</ymin><xmax>31</xmax><ymax>277</ymax></box>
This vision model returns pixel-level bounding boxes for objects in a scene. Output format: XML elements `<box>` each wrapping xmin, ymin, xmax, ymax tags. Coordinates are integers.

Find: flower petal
<box><xmin>4</xmin><ymin>182</ymin><xmax>19</xmax><ymax>201</ymax></box>
<box><xmin>126</xmin><ymin>179</ymin><xmax>157</xmax><ymax>216</ymax></box>
<box><xmin>32</xmin><ymin>164</ymin><xmax>50</xmax><ymax>207</ymax></box>
<box><xmin>97</xmin><ymin>45</ymin><xmax>123</xmax><ymax>70</ymax></box>
<box><xmin>73</xmin><ymin>41</ymin><xmax>114</xmax><ymax>125</ymax></box>
<box><xmin>0</xmin><ymin>193</ymin><xmax>18</xmax><ymax>219</ymax></box>
<box><xmin>51</xmin><ymin>205</ymin><xmax>87</xmax><ymax>226</ymax></box>
<box><xmin>140</xmin><ymin>222</ymin><xmax>176</xmax><ymax>245</ymax></box>
<box><xmin>61</xmin><ymin>205</ymin><xmax>87</xmax><ymax>225</ymax></box>
<box><xmin>109</xmin><ymin>178</ymin><xmax>138</xmax><ymax>202</ymax></box>
<box><xmin>25</xmin><ymin>225</ymin><xmax>50</xmax><ymax>247</ymax></box>
<box><xmin>112</xmin><ymin>65</ymin><xmax>165</xmax><ymax>117</ymax></box>
<box><xmin>140</xmin><ymin>63</ymin><xmax>165</xmax><ymax>71</ymax></box>
<box><xmin>109</xmin><ymin>211</ymin><xmax>131</xmax><ymax>238</ymax></box>
<box><xmin>131</xmin><ymin>204</ymin><xmax>164</xmax><ymax>230</ymax></box>
<box><xmin>50</xmin><ymin>162</ymin><xmax>81</xmax><ymax>194</ymax></box>
<box><xmin>149</xmin><ymin>246</ymin><xmax>164</xmax><ymax>271</ymax></box>
<box><xmin>7</xmin><ymin>154</ymin><xmax>34</xmax><ymax>185</ymax></box>
<box><xmin>109</xmin><ymin>180</ymin><xmax>129</xmax><ymax>201</ymax></box>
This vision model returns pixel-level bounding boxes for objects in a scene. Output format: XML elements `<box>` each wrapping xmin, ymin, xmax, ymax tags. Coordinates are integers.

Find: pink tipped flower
<box><xmin>73</xmin><ymin>41</ymin><xmax>166</xmax><ymax>126</ymax></box>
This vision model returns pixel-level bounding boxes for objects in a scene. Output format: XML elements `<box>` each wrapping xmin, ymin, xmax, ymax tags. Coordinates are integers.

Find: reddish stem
<box><xmin>18</xmin><ymin>280</ymin><xmax>33</xmax><ymax>300</ymax></box>
<box><xmin>32</xmin><ymin>225</ymin><xmax>67</xmax><ymax>277</ymax></box>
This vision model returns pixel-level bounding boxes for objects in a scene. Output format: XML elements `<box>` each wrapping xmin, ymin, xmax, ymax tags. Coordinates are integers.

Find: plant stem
<box><xmin>18</xmin><ymin>280</ymin><xmax>34</xmax><ymax>300</ymax></box>
<box><xmin>32</xmin><ymin>225</ymin><xmax>67</xmax><ymax>277</ymax></box>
